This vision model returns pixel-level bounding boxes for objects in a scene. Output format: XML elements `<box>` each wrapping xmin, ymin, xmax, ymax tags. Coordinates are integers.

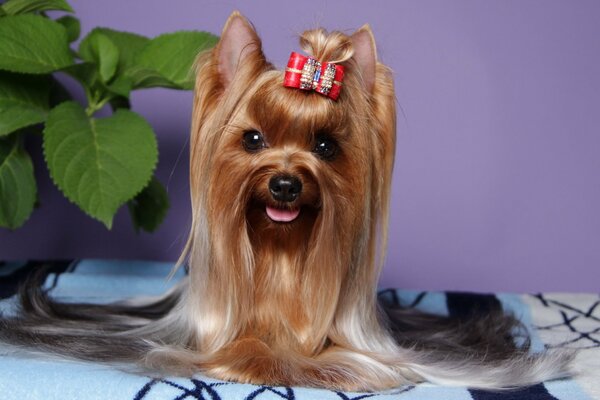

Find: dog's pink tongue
<box><xmin>266</xmin><ymin>206</ymin><xmax>300</xmax><ymax>222</ymax></box>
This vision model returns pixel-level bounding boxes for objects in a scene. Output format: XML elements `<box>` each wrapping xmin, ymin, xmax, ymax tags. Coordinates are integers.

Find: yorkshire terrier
<box><xmin>0</xmin><ymin>12</ymin><xmax>572</xmax><ymax>391</ymax></box>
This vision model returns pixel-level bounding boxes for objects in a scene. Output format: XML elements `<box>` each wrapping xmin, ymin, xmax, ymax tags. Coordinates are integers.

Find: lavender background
<box><xmin>1</xmin><ymin>1</ymin><xmax>599</xmax><ymax>292</ymax></box>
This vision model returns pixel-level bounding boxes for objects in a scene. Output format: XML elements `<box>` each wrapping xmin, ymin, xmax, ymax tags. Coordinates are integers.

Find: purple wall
<box><xmin>1</xmin><ymin>1</ymin><xmax>599</xmax><ymax>293</ymax></box>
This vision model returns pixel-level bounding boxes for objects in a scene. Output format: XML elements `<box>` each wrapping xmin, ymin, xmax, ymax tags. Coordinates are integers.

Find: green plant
<box><xmin>0</xmin><ymin>0</ymin><xmax>218</xmax><ymax>231</ymax></box>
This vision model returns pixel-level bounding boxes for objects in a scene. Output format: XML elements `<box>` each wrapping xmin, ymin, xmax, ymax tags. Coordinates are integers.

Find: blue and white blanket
<box><xmin>0</xmin><ymin>259</ymin><xmax>598</xmax><ymax>400</ymax></box>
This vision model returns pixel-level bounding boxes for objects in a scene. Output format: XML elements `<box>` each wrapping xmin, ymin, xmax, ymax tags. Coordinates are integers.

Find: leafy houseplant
<box><xmin>0</xmin><ymin>0</ymin><xmax>218</xmax><ymax>231</ymax></box>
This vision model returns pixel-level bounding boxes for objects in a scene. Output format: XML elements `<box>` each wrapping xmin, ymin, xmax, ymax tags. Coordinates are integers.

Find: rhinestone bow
<box><xmin>283</xmin><ymin>52</ymin><xmax>345</xmax><ymax>100</ymax></box>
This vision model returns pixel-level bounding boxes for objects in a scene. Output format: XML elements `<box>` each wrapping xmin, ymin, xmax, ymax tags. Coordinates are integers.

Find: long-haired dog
<box><xmin>0</xmin><ymin>12</ymin><xmax>573</xmax><ymax>391</ymax></box>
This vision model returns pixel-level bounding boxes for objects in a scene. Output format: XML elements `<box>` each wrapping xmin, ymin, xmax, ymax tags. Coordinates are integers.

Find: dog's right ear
<box><xmin>216</xmin><ymin>11</ymin><xmax>265</xmax><ymax>89</ymax></box>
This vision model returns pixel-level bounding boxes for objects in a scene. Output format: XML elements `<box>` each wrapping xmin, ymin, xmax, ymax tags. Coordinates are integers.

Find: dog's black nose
<box><xmin>269</xmin><ymin>175</ymin><xmax>302</xmax><ymax>202</ymax></box>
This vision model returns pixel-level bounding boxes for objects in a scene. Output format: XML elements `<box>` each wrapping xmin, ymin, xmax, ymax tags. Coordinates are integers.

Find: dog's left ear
<box><xmin>350</xmin><ymin>25</ymin><xmax>377</xmax><ymax>93</ymax></box>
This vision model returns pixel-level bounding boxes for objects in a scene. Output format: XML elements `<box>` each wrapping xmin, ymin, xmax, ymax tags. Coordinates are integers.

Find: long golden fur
<box><xmin>0</xmin><ymin>12</ymin><xmax>573</xmax><ymax>391</ymax></box>
<box><xmin>178</xmin><ymin>11</ymin><xmax>400</xmax><ymax>388</ymax></box>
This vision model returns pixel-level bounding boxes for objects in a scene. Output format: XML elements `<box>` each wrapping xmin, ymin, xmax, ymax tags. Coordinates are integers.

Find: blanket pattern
<box><xmin>0</xmin><ymin>260</ymin><xmax>597</xmax><ymax>400</ymax></box>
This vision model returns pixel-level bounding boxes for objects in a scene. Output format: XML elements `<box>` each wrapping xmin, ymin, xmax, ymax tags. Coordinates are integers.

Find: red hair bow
<box><xmin>283</xmin><ymin>52</ymin><xmax>345</xmax><ymax>101</ymax></box>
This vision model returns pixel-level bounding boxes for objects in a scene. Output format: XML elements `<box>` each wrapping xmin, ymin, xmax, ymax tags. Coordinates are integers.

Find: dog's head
<box><xmin>189</xmin><ymin>11</ymin><xmax>394</xmax><ymax>251</ymax></box>
<box><xmin>183</xmin><ymin>12</ymin><xmax>395</xmax><ymax>348</ymax></box>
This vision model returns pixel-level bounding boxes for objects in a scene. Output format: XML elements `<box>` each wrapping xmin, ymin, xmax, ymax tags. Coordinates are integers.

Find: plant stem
<box><xmin>85</xmin><ymin>96</ymin><xmax>111</xmax><ymax>117</ymax></box>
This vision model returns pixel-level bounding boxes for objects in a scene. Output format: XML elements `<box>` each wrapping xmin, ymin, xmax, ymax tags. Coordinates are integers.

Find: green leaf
<box><xmin>56</xmin><ymin>15</ymin><xmax>79</xmax><ymax>43</ymax></box>
<box><xmin>77</xmin><ymin>28</ymin><xmax>149</xmax><ymax>98</ymax></box>
<box><xmin>43</xmin><ymin>101</ymin><xmax>157</xmax><ymax>228</ymax></box>
<box><xmin>133</xmin><ymin>31</ymin><xmax>218</xmax><ymax>89</ymax></box>
<box><xmin>87</xmin><ymin>28</ymin><xmax>149</xmax><ymax>77</ymax></box>
<box><xmin>0</xmin><ymin>135</ymin><xmax>36</xmax><ymax>229</ymax></box>
<box><xmin>79</xmin><ymin>31</ymin><xmax>119</xmax><ymax>83</ymax></box>
<box><xmin>1</xmin><ymin>0</ymin><xmax>73</xmax><ymax>15</ymax></box>
<box><xmin>0</xmin><ymin>71</ymin><xmax>50</xmax><ymax>136</ymax></box>
<box><xmin>106</xmin><ymin>75</ymin><xmax>133</xmax><ymax>97</ymax></box>
<box><xmin>127</xmin><ymin>176</ymin><xmax>169</xmax><ymax>233</ymax></box>
<box><xmin>126</xmin><ymin>66</ymin><xmax>180</xmax><ymax>90</ymax></box>
<box><xmin>63</xmin><ymin>62</ymin><xmax>97</xmax><ymax>86</ymax></box>
<box><xmin>0</xmin><ymin>15</ymin><xmax>73</xmax><ymax>73</ymax></box>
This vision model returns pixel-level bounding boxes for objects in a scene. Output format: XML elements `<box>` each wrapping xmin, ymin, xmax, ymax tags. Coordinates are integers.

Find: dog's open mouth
<box><xmin>265</xmin><ymin>205</ymin><xmax>300</xmax><ymax>222</ymax></box>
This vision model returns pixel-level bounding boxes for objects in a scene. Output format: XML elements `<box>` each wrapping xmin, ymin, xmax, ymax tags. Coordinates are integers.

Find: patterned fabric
<box><xmin>524</xmin><ymin>294</ymin><xmax>600</xmax><ymax>399</ymax></box>
<box><xmin>0</xmin><ymin>260</ymin><xmax>597</xmax><ymax>400</ymax></box>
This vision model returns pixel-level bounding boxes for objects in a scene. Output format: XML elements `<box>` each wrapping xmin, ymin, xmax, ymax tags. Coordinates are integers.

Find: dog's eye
<box><xmin>242</xmin><ymin>131</ymin><xmax>265</xmax><ymax>152</ymax></box>
<box><xmin>313</xmin><ymin>135</ymin><xmax>338</xmax><ymax>160</ymax></box>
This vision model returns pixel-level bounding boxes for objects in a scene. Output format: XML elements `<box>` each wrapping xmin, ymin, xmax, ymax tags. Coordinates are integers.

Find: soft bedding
<box><xmin>0</xmin><ymin>260</ymin><xmax>597</xmax><ymax>400</ymax></box>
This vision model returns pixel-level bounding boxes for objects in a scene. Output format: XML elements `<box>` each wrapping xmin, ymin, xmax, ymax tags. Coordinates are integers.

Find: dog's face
<box><xmin>208</xmin><ymin>73</ymin><xmax>368</xmax><ymax>250</ymax></box>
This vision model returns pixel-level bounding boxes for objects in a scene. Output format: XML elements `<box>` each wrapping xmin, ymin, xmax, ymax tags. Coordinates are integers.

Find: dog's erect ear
<box><xmin>351</xmin><ymin>25</ymin><xmax>377</xmax><ymax>93</ymax></box>
<box><xmin>217</xmin><ymin>11</ymin><xmax>263</xmax><ymax>88</ymax></box>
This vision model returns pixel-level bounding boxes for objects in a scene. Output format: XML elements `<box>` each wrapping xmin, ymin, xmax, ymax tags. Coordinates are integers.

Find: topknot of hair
<box><xmin>299</xmin><ymin>29</ymin><xmax>354</xmax><ymax>64</ymax></box>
